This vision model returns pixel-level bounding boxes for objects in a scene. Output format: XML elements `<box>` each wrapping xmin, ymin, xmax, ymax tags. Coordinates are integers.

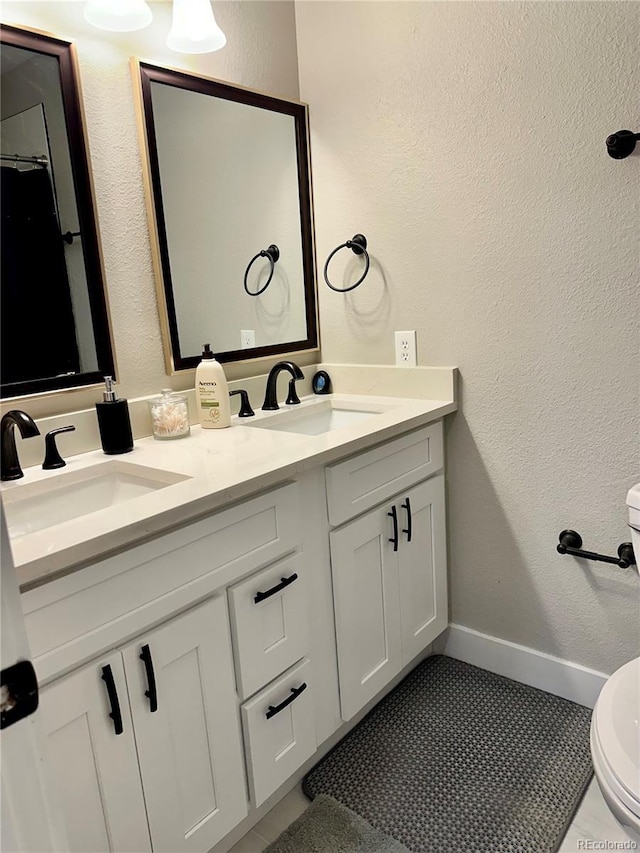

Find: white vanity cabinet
<box><xmin>326</xmin><ymin>423</ymin><xmax>448</xmax><ymax>721</ymax></box>
<box><xmin>17</xmin><ymin>407</ymin><xmax>454</xmax><ymax>853</ymax></box>
<box><xmin>40</xmin><ymin>596</ymin><xmax>247</xmax><ymax>853</ymax></box>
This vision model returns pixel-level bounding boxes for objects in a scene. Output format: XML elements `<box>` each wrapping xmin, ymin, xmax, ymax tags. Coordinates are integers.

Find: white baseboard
<box><xmin>436</xmin><ymin>624</ymin><xmax>608</xmax><ymax>709</ymax></box>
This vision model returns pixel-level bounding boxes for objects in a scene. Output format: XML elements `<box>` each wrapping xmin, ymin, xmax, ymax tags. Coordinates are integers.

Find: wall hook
<box><xmin>605</xmin><ymin>130</ymin><xmax>640</xmax><ymax>160</ymax></box>
<box><xmin>557</xmin><ymin>529</ymin><xmax>636</xmax><ymax>569</ymax></box>
<box><xmin>324</xmin><ymin>234</ymin><xmax>370</xmax><ymax>292</ymax></box>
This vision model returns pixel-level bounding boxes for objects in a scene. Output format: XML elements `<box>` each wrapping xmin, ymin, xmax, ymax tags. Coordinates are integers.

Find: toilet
<box><xmin>589</xmin><ymin>482</ymin><xmax>640</xmax><ymax>843</ymax></box>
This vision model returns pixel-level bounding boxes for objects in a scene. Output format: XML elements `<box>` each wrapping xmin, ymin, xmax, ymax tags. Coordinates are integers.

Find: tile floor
<box><xmin>229</xmin><ymin>778</ymin><xmax>632</xmax><ymax>853</ymax></box>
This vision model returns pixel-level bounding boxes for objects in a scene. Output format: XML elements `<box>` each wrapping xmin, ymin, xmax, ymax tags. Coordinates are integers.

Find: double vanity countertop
<box><xmin>3</xmin><ymin>371</ymin><xmax>457</xmax><ymax>590</ymax></box>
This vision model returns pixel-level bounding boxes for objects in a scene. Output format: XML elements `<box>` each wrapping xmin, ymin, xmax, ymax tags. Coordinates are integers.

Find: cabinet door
<box><xmin>121</xmin><ymin>597</ymin><xmax>247</xmax><ymax>853</ymax></box>
<box><xmin>330</xmin><ymin>504</ymin><xmax>402</xmax><ymax>721</ymax></box>
<box><xmin>39</xmin><ymin>652</ymin><xmax>151</xmax><ymax>853</ymax></box>
<box><xmin>397</xmin><ymin>474</ymin><xmax>448</xmax><ymax>665</ymax></box>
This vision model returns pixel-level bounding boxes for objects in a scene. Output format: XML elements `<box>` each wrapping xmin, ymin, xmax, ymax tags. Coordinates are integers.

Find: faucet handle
<box><xmin>285</xmin><ymin>378</ymin><xmax>301</xmax><ymax>405</ymax></box>
<box><xmin>229</xmin><ymin>389</ymin><xmax>254</xmax><ymax>418</ymax></box>
<box><xmin>42</xmin><ymin>426</ymin><xmax>76</xmax><ymax>470</ymax></box>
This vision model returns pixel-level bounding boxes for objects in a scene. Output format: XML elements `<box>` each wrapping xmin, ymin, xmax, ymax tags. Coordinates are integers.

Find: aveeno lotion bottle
<box><xmin>195</xmin><ymin>344</ymin><xmax>231</xmax><ymax>428</ymax></box>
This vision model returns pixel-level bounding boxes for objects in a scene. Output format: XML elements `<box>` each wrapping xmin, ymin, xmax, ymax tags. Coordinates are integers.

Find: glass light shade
<box><xmin>167</xmin><ymin>0</ymin><xmax>226</xmax><ymax>54</ymax></box>
<box><xmin>84</xmin><ymin>0</ymin><xmax>153</xmax><ymax>32</ymax></box>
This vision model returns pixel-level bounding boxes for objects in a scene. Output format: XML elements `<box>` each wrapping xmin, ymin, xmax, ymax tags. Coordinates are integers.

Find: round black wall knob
<box><xmin>557</xmin><ymin>529</ymin><xmax>583</xmax><ymax>554</ymax></box>
<box><xmin>606</xmin><ymin>130</ymin><xmax>639</xmax><ymax>160</ymax></box>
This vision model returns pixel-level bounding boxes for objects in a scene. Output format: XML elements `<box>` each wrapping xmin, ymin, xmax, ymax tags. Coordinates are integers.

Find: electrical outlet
<box><xmin>240</xmin><ymin>329</ymin><xmax>255</xmax><ymax>349</ymax></box>
<box><xmin>394</xmin><ymin>330</ymin><xmax>417</xmax><ymax>366</ymax></box>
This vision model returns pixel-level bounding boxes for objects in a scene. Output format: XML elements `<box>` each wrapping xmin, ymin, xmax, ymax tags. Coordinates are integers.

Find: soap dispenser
<box><xmin>95</xmin><ymin>376</ymin><xmax>134</xmax><ymax>454</ymax></box>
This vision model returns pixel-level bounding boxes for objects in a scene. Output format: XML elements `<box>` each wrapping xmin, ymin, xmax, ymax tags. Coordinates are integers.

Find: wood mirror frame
<box><xmin>133</xmin><ymin>60</ymin><xmax>318</xmax><ymax>372</ymax></box>
<box><xmin>0</xmin><ymin>24</ymin><xmax>115</xmax><ymax>399</ymax></box>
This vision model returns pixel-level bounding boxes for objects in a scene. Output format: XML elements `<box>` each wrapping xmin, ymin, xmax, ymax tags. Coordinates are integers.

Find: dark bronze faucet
<box><xmin>1</xmin><ymin>410</ymin><xmax>40</xmax><ymax>481</ymax></box>
<box><xmin>262</xmin><ymin>361</ymin><xmax>304</xmax><ymax>411</ymax></box>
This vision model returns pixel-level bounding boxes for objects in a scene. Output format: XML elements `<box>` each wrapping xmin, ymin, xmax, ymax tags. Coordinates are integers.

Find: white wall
<box><xmin>296</xmin><ymin>1</ymin><xmax>640</xmax><ymax>674</ymax></box>
<box><xmin>0</xmin><ymin>0</ymin><xmax>306</xmax><ymax>418</ymax></box>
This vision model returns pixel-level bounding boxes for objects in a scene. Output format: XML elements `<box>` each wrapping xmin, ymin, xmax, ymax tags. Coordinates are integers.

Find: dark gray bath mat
<box><xmin>264</xmin><ymin>794</ymin><xmax>410</xmax><ymax>853</ymax></box>
<box><xmin>303</xmin><ymin>655</ymin><xmax>593</xmax><ymax>853</ymax></box>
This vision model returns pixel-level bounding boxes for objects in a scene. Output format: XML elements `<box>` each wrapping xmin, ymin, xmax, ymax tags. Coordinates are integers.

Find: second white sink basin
<box><xmin>3</xmin><ymin>460</ymin><xmax>190</xmax><ymax>539</ymax></box>
<box><xmin>247</xmin><ymin>399</ymin><xmax>393</xmax><ymax>436</ymax></box>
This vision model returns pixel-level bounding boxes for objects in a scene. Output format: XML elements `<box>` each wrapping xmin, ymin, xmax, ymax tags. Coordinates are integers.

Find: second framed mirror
<box><xmin>133</xmin><ymin>60</ymin><xmax>318</xmax><ymax>372</ymax></box>
<box><xmin>1</xmin><ymin>24</ymin><xmax>115</xmax><ymax>398</ymax></box>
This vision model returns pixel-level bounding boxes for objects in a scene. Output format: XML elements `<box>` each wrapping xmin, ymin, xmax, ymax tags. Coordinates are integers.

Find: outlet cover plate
<box><xmin>395</xmin><ymin>330</ymin><xmax>417</xmax><ymax>366</ymax></box>
<box><xmin>240</xmin><ymin>330</ymin><xmax>255</xmax><ymax>349</ymax></box>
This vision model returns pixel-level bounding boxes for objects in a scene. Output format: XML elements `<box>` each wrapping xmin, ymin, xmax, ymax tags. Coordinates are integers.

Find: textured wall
<box><xmin>1</xmin><ymin>0</ymin><xmax>304</xmax><ymax>417</ymax></box>
<box><xmin>296</xmin><ymin>2</ymin><xmax>640</xmax><ymax>673</ymax></box>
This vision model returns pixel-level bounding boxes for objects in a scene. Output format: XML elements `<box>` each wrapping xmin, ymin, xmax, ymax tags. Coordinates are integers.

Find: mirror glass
<box><xmin>135</xmin><ymin>62</ymin><xmax>317</xmax><ymax>371</ymax></box>
<box><xmin>0</xmin><ymin>25</ymin><xmax>114</xmax><ymax>398</ymax></box>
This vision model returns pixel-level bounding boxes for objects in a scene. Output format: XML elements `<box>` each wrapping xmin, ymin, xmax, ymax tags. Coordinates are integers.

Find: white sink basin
<box><xmin>2</xmin><ymin>460</ymin><xmax>190</xmax><ymax>539</ymax></box>
<box><xmin>247</xmin><ymin>399</ymin><xmax>393</xmax><ymax>436</ymax></box>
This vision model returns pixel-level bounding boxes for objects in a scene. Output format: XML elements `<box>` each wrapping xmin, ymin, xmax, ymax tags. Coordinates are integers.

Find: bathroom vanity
<box><xmin>4</xmin><ymin>372</ymin><xmax>456</xmax><ymax>853</ymax></box>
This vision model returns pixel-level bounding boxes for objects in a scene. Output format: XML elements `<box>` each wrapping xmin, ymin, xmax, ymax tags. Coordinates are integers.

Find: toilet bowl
<box><xmin>591</xmin><ymin>656</ymin><xmax>640</xmax><ymax>843</ymax></box>
<box><xmin>589</xmin><ymin>482</ymin><xmax>640</xmax><ymax>843</ymax></box>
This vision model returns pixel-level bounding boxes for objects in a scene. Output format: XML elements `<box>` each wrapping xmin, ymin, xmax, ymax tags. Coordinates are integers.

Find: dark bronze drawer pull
<box><xmin>401</xmin><ymin>496</ymin><xmax>413</xmax><ymax>543</ymax></box>
<box><xmin>101</xmin><ymin>664</ymin><xmax>123</xmax><ymax>735</ymax></box>
<box><xmin>265</xmin><ymin>682</ymin><xmax>307</xmax><ymax>720</ymax></box>
<box><xmin>388</xmin><ymin>505</ymin><xmax>399</xmax><ymax>552</ymax></box>
<box><xmin>139</xmin><ymin>644</ymin><xmax>158</xmax><ymax>712</ymax></box>
<box><xmin>254</xmin><ymin>572</ymin><xmax>298</xmax><ymax>604</ymax></box>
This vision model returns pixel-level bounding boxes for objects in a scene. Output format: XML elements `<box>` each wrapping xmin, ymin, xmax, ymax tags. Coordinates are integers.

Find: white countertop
<box><xmin>3</xmin><ymin>391</ymin><xmax>456</xmax><ymax>590</ymax></box>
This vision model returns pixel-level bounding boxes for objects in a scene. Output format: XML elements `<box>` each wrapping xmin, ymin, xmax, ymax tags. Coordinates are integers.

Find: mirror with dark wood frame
<box><xmin>0</xmin><ymin>24</ymin><xmax>114</xmax><ymax>399</ymax></box>
<box><xmin>134</xmin><ymin>61</ymin><xmax>317</xmax><ymax>372</ymax></box>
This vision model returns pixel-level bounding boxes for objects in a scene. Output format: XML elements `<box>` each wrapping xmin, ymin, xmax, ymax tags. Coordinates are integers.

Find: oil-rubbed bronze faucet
<box><xmin>261</xmin><ymin>361</ymin><xmax>304</xmax><ymax>411</ymax></box>
<box><xmin>1</xmin><ymin>410</ymin><xmax>40</xmax><ymax>481</ymax></box>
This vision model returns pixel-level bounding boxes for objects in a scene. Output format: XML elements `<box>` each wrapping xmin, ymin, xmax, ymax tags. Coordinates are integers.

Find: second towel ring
<box><xmin>324</xmin><ymin>234</ymin><xmax>370</xmax><ymax>292</ymax></box>
<box><xmin>244</xmin><ymin>244</ymin><xmax>280</xmax><ymax>296</ymax></box>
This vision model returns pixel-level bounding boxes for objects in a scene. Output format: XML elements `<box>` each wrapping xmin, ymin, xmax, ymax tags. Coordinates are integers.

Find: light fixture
<box><xmin>84</xmin><ymin>0</ymin><xmax>153</xmax><ymax>32</ymax></box>
<box><xmin>167</xmin><ymin>0</ymin><xmax>226</xmax><ymax>54</ymax></box>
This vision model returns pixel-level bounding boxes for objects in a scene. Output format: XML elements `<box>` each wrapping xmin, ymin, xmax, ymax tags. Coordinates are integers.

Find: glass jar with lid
<box><xmin>147</xmin><ymin>389</ymin><xmax>190</xmax><ymax>440</ymax></box>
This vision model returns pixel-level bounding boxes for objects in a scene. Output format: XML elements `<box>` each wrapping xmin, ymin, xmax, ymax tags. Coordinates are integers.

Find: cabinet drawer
<box><xmin>229</xmin><ymin>554</ymin><xmax>309</xmax><ymax>699</ymax></box>
<box><xmin>241</xmin><ymin>658</ymin><xmax>316</xmax><ymax>807</ymax></box>
<box><xmin>24</xmin><ymin>483</ymin><xmax>300</xmax><ymax>682</ymax></box>
<box><xmin>325</xmin><ymin>422</ymin><xmax>443</xmax><ymax>526</ymax></box>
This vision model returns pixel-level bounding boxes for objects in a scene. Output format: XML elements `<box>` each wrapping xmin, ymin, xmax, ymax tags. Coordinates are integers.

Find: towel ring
<box><xmin>324</xmin><ymin>234</ymin><xmax>370</xmax><ymax>293</ymax></box>
<box><xmin>244</xmin><ymin>244</ymin><xmax>280</xmax><ymax>296</ymax></box>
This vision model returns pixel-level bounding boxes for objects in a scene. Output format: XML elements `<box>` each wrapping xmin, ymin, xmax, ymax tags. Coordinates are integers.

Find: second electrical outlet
<box><xmin>394</xmin><ymin>330</ymin><xmax>417</xmax><ymax>366</ymax></box>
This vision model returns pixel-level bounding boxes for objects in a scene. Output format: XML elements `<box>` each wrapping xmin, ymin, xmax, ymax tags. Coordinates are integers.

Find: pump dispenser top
<box><xmin>102</xmin><ymin>375</ymin><xmax>117</xmax><ymax>402</ymax></box>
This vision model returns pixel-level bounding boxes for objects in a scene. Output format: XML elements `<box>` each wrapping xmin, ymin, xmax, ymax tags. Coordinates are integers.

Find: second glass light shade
<box><xmin>167</xmin><ymin>0</ymin><xmax>226</xmax><ymax>53</ymax></box>
<box><xmin>84</xmin><ymin>0</ymin><xmax>153</xmax><ymax>32</ymax></box>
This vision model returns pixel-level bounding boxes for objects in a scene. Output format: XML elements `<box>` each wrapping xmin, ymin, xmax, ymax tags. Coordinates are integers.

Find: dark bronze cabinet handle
<box><xmin>139</xmin><ymin>644</ymin><xmax>158</xmax><ymax>712</ymax></box>
<box><xmin>265</xmin><ymin>682</ymin><xmax>307</xmax><ymax>719</ymax></box>
<box><xmin>254</xmin><ymin>573</ymin><xmax>298</xmax><ymax>604</ymax></box>
<box><xmin>388</xmin><ymin>505</ymin><xmax>399</xmax><ymax>552</ymax></box>
<box><xmin>401</xmin><ymin>497</ymin><xmax>412</xmax><ymax>543</ymax></box>
<box><xmin>101</xmin><ymin>665</ymin><xmax>123</xmax><ymax>735</ymax></box>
